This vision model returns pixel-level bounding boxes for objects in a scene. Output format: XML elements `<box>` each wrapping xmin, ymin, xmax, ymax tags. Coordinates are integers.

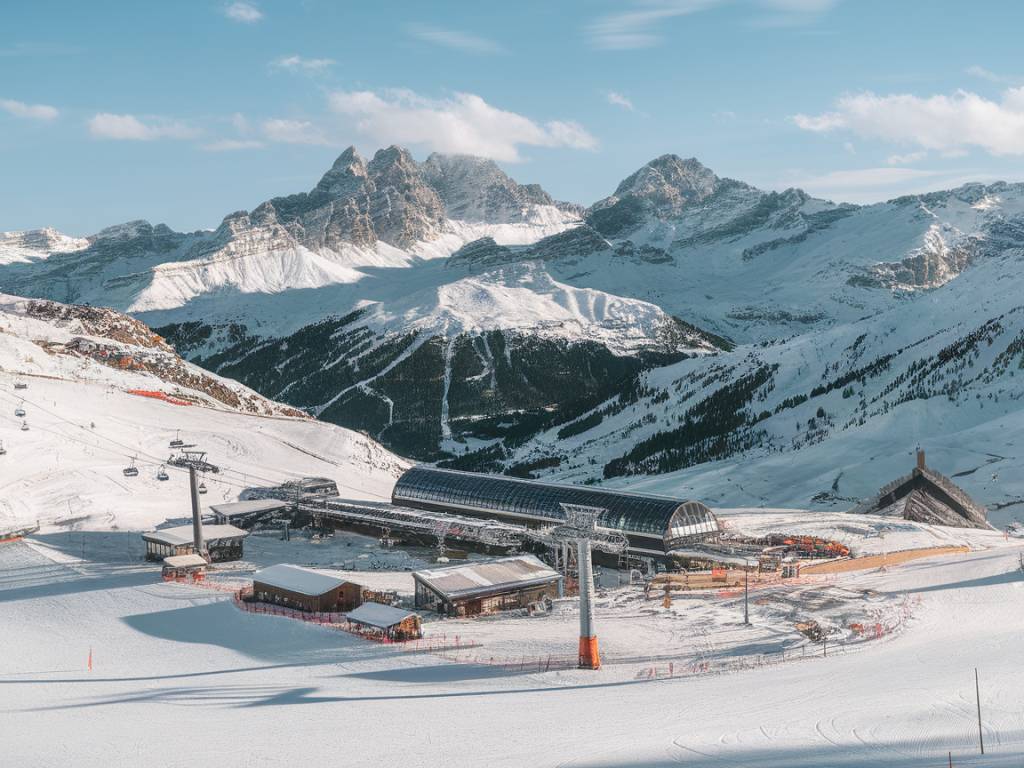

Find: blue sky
<box><xmin>4</xmin><ymin>0</ymin><xmax>1024</xmax><ymax>234</ymax></box>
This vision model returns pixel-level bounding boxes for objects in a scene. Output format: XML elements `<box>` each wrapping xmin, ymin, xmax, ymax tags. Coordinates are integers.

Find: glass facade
<box><xmin>392</xmin><ymin>467</ymin><xmax>719</xmax><ymax>549</ymax></box>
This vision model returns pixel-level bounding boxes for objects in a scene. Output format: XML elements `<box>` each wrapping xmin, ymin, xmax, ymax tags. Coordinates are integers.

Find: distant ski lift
<box><xmin>169</xmin><ymin>430</ymin><xmax>184</xmax><ymax>448</ymax></box>
<box><xmin>198</xmin><ymin>481</ymin><xmax>208</xmax><ymax>494</ymax></box>
<box><xmin>123</xmin><ymin>457</ymin><xmax>139</xmax><ymax>478</ymax></box>
<box><xmin>156</xmin><ymin>465</ymin><xmax>169</xmax><ymax>481</ymax></box>
<box><xmin>20</xmin><ymin>421</ymin><xmax>29</xmax><ymax>431</ymax></box>
<box><xmin>14</xmin><ymin>382</ymin><xmax>27</xmax><ymax>390</ymax></box>
<box><xmin>14</xmin><ymin>406</ymin><xmax>25</xmax><ymax>418</ymax></box>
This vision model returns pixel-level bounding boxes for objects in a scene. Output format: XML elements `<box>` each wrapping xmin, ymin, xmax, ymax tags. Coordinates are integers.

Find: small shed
<box><xmin>413</xmin><ymin>555</ymin><xmax>562</xmax><ymax>616</ymax></box>
<box><xmin>252</xmin><ymin>564</ymin><xmax>363</xmax><ymax>613</ymax></box>
<box><xmin>345</xmin><ymin>602</ymin><xmax>422</xmax><ymax>641</ymax></box>
<box><xmin>209</xmin><ymin>498</ymin><xmax>290</xmax><ymax>527</ymax></box>
<box><xmin>142</xmin><ymin>524</ymin><xmax>248</xmax><ymax>562</ymax></box>
<box><xmin>161</xmin><ymin>553</ymin><xmax>208</xmax><ymax>582</ymax></box>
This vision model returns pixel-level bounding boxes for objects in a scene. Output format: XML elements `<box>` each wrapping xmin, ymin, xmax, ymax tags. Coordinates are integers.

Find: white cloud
<box><xmin>791</xmin><ymin>88</ymin><xmax>1024</xmax><ymax>156</ymax></box>
<box><xmin>586</xmin><ymin>0</ymin><xmax>837</xmax><ymax>49</ymax></box>
<box><xmin>224</xmin><ymin>2</ymin><xmax>262</xmax><ymax>23</ymax></box>
<box><xmin>328</xmin><ymin>89</ymin><xmax>597</xmax><ymax>162</ymax></box>
<box><xmin>886</xmin><ymin>150</ymin><xmax>926</xmax><ymax>165</ymax></box>
<box><xmin>587</xmin><ymin>1</ymin><xmax>719</xmax><ymax>50</ymax></box>
<box><xmin>407</xmin><ymin>24</ymin><xmax>503</xmax><ymax>54</ymax></box>
<box><xmin>792</xmin><ymin>111</ymin><xmax>845</xmax><ymax>131</ymax></box>
<box><xmin>261</xmin><ymin>118</ymin><xmax>329</xmax><ymax>145</ymax></box>
<box><xmin>843</xmin><ymin>141</ymin><xmax>856</xmax><ymax>154</ymax></box>
<box><xmin>87</xmin><ymin>113</ymin><xmax>198</xmax><ymax>141</ymax></box>
<box><xmin>606</xmin><ymin>91</ymin><xmax>634</xmax><ymax>111</ymax></box>
<box><xmin>0</xmin><ymin>98</ymin><xmax>58</xmax><ymax>120</ymax></box>
<box><xmin>966</xmin><ymin>65</ymin><xmax>1005</xmax><ymax>83</ymax></box>
<box><xmin>202</xmin><ymin>139</ymin><xmax>264</xmax><ymax>152</ymax></box>
<box><xmin>272</xmin><ymin>54</ymin><xmax>335</xmax><ymax>72</ymax></box>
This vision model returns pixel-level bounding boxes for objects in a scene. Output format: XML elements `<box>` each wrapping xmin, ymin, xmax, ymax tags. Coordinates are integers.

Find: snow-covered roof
<box><xmin>142</xmin><ymin>524</ymin><xmax>248</xmax><ymax>546</ymax></box>
<box><xmin>209</xmin><ymin>499</ymin><xmax>289</xmax><ymax>517</ymax></box>
<box><xmin>345</xmin><ymin>601</ymin><xmax>417</xmax><ymax>629</ymax></box>
<box><xmin>413</xmin><ymin>555</ymin><xmax>561</xmax><ymax>600</ymax></box>
<box><xmin>253</xmin><ymin>564</ymin><xmax>351</xmax><ymax>596</ymax></box>
<box><xmin>162</xmin><ymin>554</ymin><xmax>208</xmax><ymax>568</ymax></box>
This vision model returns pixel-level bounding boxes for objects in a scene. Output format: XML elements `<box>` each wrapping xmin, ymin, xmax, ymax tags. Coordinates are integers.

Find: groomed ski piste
<box><xmin>2</xmin><ymin>334</ymin><xmax>1024</xmax><ymax>766</ymax></box>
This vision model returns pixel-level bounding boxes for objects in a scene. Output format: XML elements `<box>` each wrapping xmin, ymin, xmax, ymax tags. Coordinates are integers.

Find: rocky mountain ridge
<box><xmin>4</xmin><ymin>149</ymin><xmax>1024</xmax><ymax>470</ymax></box>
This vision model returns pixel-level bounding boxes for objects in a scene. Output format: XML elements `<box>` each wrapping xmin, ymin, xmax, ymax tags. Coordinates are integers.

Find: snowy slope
<box><xmin>0</xmin><ymin>295</ymin><xmax>407</xmax><ymax>533</ymax></box>
<box><xmin>513</xmin><ymin>248</ymin><xmax>1024</xmax><ymax>529</ymax></box>
<box><xmin>1</xmin><ymin>522</ymin><xmax>1023</xmax><ymax>766</ymax></box>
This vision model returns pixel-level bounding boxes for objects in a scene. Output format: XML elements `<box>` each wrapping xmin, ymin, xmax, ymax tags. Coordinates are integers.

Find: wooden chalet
<box><xmin>251</xmin><ymin>564</ymin><xmax>363</xmax><ymax>613</ymax></box>
<box><xmin>345</xmin><ymin>602</ymin><xmax>422</xmax><ymax>641</ymax></box>
<box><xmin>851</xmin><ymin>449</ymin><xmax>990</xmax><ymax>530</ymax></box>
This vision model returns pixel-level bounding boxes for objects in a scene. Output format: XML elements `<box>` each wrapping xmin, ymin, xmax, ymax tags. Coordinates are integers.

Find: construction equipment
<box><xmin>156</xmin><ymin>465</ymin><xmax>169</xmax><ymax>481</ymax></box>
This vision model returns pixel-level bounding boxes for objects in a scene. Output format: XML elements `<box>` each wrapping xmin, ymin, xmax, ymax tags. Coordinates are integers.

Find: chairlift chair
<box><xmin>198</xmin><ymin>481</ymin><xmax>208</xmax><ymax>494</ymax></box>
<box><xmin>169</xmin><ymin>430</ymin><xmax>184</xmax><ymax>448</ymax></box>
<box><xmin>0</xmin><ymin>440</ymin><xmax>6</xmax><ymax>456</ymax></box>
<box><xmin>156</xmin><ymin>465</ymin><xmax>169</xmax><ymax>481</ymax></box>
<box><xmin>20</xmin><ymin>421</ymin><xmax>29</xmax><ymax>431</ymax></box>
<box><xmin>14</xmin><ymin>382</ymin><xmax>27</xmax><ymax>390</ymax></box>
<box><xmin>14</xmin><ymin>405</ymin><xmax>25</xmax><ymax>417</ymax></box>
<box><xmin>123</xmin><ymin>457</ymin><xmax>139</xmax><ymax>477</ymax></box>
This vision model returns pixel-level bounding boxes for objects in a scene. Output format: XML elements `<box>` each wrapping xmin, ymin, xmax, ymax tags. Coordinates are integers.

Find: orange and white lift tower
<box><xmin>546</xmin><ymin>504</ymin><xmax>628</xmax><ymax>670</ymax></box>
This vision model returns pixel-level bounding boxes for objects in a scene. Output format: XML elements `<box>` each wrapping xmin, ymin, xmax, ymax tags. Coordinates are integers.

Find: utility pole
<box><xmin>975</xmin><ymin>668</ymin><xmax>984</xmax><ymax>755</ymax></box>
<box><xmin>743</xmin><ymin>562</ymin><xmax>750</xmax><ymax>625</ymax></box>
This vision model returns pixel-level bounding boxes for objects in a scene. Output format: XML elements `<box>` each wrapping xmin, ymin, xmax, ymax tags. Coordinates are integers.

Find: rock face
<box><xmin>421</xmin><ymin>153</ymin><xmax>579</xmax><ymax>223</ymax></box>
<box><xmin>587</xmin><ymin>155</ymin><xmax>737</xmax><ymax>236</ymax></box>
<box><xmin>2</xmin><ymin>295</ymin><xmax>306</xmax><ymax>417</ymax></box>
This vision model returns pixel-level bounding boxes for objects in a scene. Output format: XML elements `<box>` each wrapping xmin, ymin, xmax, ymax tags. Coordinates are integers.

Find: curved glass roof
<box><xmin>392</xmin><ymin>466</ymin><xmax>719</xmax><ymax>541</ymax></box>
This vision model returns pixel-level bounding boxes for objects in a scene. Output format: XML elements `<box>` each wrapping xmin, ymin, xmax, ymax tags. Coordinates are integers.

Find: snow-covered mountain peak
<box><xmin>0</xmin><ymin>227</ymin><xmax>89</xmax><ymax>265</ymax></box>
<box><xmin>312</xmin><ymin>145</ymin><xmax>368</xmax><ymax>198</ymax></box>
<box><xmin>420</xmin><ymin>152</ymin><xmax>574</xmax><ymax>225</ymax></box>
<box><xmin>600</xmin><ymin>155</ymin><xmax>724</xmax><ymax>214</ymax></box>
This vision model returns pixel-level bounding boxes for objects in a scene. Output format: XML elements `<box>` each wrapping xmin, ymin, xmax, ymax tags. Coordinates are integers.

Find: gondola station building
<box><xmin>413</xmin><ymin>555</ymin><xmax>562</xmax><ymax>616</ymax></box>
<box><xmin>142</xmin><ymin>524</ymin><xmax>248</xmax><ymax>562</ymax></box>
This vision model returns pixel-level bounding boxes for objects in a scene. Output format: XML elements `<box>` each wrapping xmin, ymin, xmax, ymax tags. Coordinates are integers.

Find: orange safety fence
<box><xmin>127</xmin><ymin>389</ymin><xmax>193</xmax><ymax>406</ymax></box>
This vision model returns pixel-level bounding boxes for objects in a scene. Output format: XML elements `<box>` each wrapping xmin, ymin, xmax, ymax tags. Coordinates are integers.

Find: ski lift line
<box><xmin>0</xmin><ymin>388</ymin><xmax>355</xmax><ymax>489</ymax></box>
<box><xmin>0</xmin><ymin>408</ymin><xmax>260</xmax><ymax>492</ymax></box>
<box><xmin>0</xmin><ymin>389</ymin><xmax>392</xmax><ymax>501</ymax></box>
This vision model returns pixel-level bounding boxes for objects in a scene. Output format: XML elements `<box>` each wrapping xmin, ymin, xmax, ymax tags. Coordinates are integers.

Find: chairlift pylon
<box><xmin>123</xmin><ymin>457</ymin><xmax>139</xmax><ymax>477</ymax></box>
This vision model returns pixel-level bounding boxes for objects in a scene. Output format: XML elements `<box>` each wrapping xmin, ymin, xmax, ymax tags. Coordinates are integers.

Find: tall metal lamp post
<box><xmin>545</xmin><ymin>504</ymin><xmax>628</xmax><ymax>670</ymax></box>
